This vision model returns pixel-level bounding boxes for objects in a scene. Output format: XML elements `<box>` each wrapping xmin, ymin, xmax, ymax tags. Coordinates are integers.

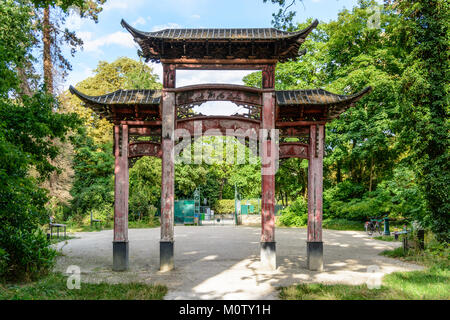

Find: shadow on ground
<box><xmin>54</xmin><ymin>226</ymin><xmax>423</xmax><ymax>300</ymax></box>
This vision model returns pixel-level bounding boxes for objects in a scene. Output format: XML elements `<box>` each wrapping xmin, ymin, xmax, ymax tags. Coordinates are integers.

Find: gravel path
<box><xmin>54</xmin><ymin>226</ymin><xmax>422</xmax><ymax>299</ymax></box>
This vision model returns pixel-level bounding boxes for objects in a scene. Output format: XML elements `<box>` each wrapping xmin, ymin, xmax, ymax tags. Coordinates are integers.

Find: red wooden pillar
<box><xmin>160</xmin><ymin>88</ymin><xmax>175</xmax><ymax>271</ymax></box>
<box><xmin>307</xmin><ymin>124</ymin><xmax>324</xmax><ymax>271</ymax></box>
<box><xmin>113</xmin><ymin>124</ymin><xmax>129</xmax><ymax>271</ymax></box>
<box><xmin>261</xmin><ymin>64</ymin><xmax>276</xmax><ymax>270</ymax></box>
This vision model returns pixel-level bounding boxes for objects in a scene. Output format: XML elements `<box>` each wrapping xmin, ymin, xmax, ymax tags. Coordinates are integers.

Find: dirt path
<box><xmin>54</xmin><ymin>226</ymin><xmax>422</xmax><ymax>299</ymax></box>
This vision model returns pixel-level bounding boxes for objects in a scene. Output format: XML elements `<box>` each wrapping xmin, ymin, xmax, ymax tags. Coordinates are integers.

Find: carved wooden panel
<box><xmin>176</xmin><ymin>88</ymin><xmax>262</xmax><ymax>107</ymax></box>
<box><xmin>279</xmin><ymin>142</ymin><xmax>309</xmax><ymax>159</ymax></box>
<box><xmin>128</xmin><ymin>142</ymin><xmax>162</xmax><ymax>158</ymax></box>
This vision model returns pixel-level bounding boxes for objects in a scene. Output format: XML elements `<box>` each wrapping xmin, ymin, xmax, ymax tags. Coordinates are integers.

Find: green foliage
<box><xmin>258</xmin><ymin>0</ymin><xmax>448</xmax><ymax>243</ymax></box>
<box><xmin>390</xmin><ymin>0</ymin><xmax>450</xmax><ymax>242</ymax></box>
<box><xmin>129</xmin><ymin>157</ymin><xmax>161</xmax><ymax>221</ymax></box>
<box><xmin>213</xmin><ymin>200</ymin><xmax>236</xmax><ymax>214</ymax></box>
<box><xmin>0</xmin><ymin>0</ymin><xmax>82</xmax><ymax>281</ymax></box>
<box><xmin>0</xmin><ymin>91</ymin><xmax>78</xmax><ymax>281</ymax></box>
<box><xmin>322</xmin><ymin>219</ymin><xmax>364</xmax><ymax>231</ymax></box>
<box><xmin>66</xmin><ymin>58</ymin><xmax>163</xmax><ymax>225</ymax></box>
<box><xmin>278</xmin><ymin>197</ymin><xmax>308</xmax><ymax>227</ymax></box>
<box><xmin>69</xmin><ymin>133</ymin><xmax>114</xmax><ymax>219</ymax></box>
<box><xmin>175</xmin><ymin>164</ymin><xmax>208</xmax><ymax>199</ymax></box>
<box><xmin>282</xmin><ymin>235</ymin><xmax>449</xmax><ymax>300</ymax></box>
<box><xmin>0</xmin><ymin>273</ymin><xmax>167</xmax><ymax>300</ymax></box>
<box><xmin>0</xmin><ymin>0</ymin><xmax>34</xmax><ymax>95</ymax></box>
<box><xmin>262</xmin><ymin>0</ymin><xmax>302</xmax><ymax>31</ymax></box>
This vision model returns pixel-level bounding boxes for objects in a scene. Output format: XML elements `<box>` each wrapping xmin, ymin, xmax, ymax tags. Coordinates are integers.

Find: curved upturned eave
<box><xmin>120</xmin><ymin>19</ymin><xmax>148</xmax><ymax>39</ymax></box>
<box><xmin>276</xmin><ymin>86</ymin><xmax>372</xmax><ymax>107</ymax></box>
<box><xmin>69</xmin><ymin>85</ymin><xmax>162</xmax><ymax>106</ymax></box>
<box><xmin>295</xmin><ymin>19</ymin><xmax>319</xmax><ymax>42</ymax></box>
<box><xmin>334</xmin><ymin>86</ymin><xmax>373</xmax><ymax>106</ymax></box>
<box><xmin>69</xmin><ymin>85</ymin><xmax>101</xmax><ymax>105</ymax></box>
<box><xmin>69</xmin><ymin>85</ymin><xmax>120</xmax><ymax>106</ymax></box>
<box><xmin>326</xmin><ymin>86</ymin><xmax>373</xmax><ymax>119</ymax></box>
<box><xmin>120</xmin><ymin>19</ymin><xmax>319</xmax><ymax>42</ymax></box>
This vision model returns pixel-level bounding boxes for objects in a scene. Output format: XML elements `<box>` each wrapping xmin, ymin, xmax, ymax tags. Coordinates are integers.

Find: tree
<box><xmin>29</xmin><ymin>0</ymin><xmax>106</xmax><ymax>94</ymax></box>
<box><xmin>259</xmin><ymin>0</ymin><xmax>447</xmax><ymax>228</ymax></box>
<box><xmin>66</xmin><ymin>57</ymin><xmax>162</xmax><ymax>221</ymax></box>
<box><xmin>0</xmin><ymin>0</ymin><xmax>80</xmax><ymax>280</ymax></box>
<box><xmin>387</xmin><ymin>0</ymin><xmax>449</xmax><ymax>242</ymax></box>
<box><xmin>64</xmin><ymin>57</ymin><xmax>162</xmax><ymax>144</ymax></box>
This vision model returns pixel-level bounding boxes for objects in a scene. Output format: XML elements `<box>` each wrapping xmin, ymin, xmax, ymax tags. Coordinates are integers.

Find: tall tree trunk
<box><xmin>43</xmin><ymin>6</ymin><xmax>53</xmax><ymax>94</ymax></box>
<box><xmin>17</xmin><ymin>66</ymin><xmax>32</xmax><ymax>96</ymax></box>
<box><xmin>218</xmin><ymin>179</ymin><xmax>224</xmax><ymax>200</ymax></box>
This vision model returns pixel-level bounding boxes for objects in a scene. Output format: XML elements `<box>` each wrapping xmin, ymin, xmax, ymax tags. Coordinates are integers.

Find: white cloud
<box><xmin>103</xmin><ymin>0</ymin><xmax>146</xmax><ymax>12</ymax></box>
<box><xmin>192</xmin><ymin>101</ymin><xmax>246</xmax><ymax>116</ymax></box>
<box><xmin>175</xmin><ymin>70</ymin><xmax>256</xmax><ymax>116</ymax></box>
<box><xmin>78</xmin><ymin>31</ymin><xmax>136</xmax><ymax>53</ymax></box>
<box><xmin>176</xmin><ymin>70</ymin><xmax>254</xmax><ymax>87</ymax></box>
<box><xmin>148</xmin><ymin>62</ymin><xmax>163</xmax><ymax>82</ymax></box>
<box><xmin>151</xmin><ymin>23</ymin><xmax>182</xmax><ymax>32</ymax></box>
<box><xmin>64</xmin><ymin>64</ymin><xmax>93</xmax><ymax>89</ymax></box>
<box><xmin>103</xmin><ymin>0</ymin><xmax>129</xmax><ymax>11</ymax></box>
<box><xmin>190</xmin><ymin>14</ymin><xmax>201</xmax><ymax>19</ymax></box>
<box><xmin>65</xmin><ymin>12</ymin><xmax>83</xmax><ymax>30</ymax></box>
<box><xmin>132</xmin><ymin>17</ymin><xmax>147</xmax><ymax>27</ymax></box>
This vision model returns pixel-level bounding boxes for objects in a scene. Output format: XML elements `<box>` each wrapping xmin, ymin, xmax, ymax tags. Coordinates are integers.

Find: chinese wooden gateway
<box><xmin>70</xmin><ymin>19</ymin><xmax>371</xmax><ymax>272</ymax></box>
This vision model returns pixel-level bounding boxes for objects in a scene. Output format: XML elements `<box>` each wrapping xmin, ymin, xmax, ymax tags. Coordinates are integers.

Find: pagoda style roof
<box><xmin>121</xmin><ymin>19</ymin><xmax>318</xmax><ymax>63</ymax></box>
<box><xmin>69</xmin><ymin>86</ymin><xmax>161</xmax><ymax>121</ymax></box>
<box><xmin>69</xmin><ymin>86</ymin><xmax>161</xmax><ymax>105</ymax></box>
<box><xmin>277</xmin><ymin>87</ymin><xmax>372</xmax><ymax>120</ymax></box>
<box><xmin>69</xmin><ymin>85</ymin><xmax>371</xmax><ymax>122</ymax></box>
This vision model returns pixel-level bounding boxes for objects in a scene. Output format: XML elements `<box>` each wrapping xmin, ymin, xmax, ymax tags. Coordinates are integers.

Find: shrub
<box><xmin>213</xmin><ymin>199</ymin><xmax>235</xmax><ymax>214</ymax></box>
<box><xmin>129</xmin><ymin>186</ymin><xmax>158</xmax><ymax>221</ymax></box>
<box><xmin>0</xmin><ymin>248</ymin><xmax>8</xmax><ymax>278</ymax></box>
<box><xmin>0</xmin><ymin>138</ymin><xmax>58</xmax><ymax>281</ymax></box>
<box><xmin>278</xmin><ymin>197</ymin><xmax>308</xmax><ymax>227</ymax></box>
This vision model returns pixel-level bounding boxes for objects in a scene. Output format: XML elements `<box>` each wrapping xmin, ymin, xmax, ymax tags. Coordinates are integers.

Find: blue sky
<box><xmin>63</xmin><ymin>0</ymin><xmax>364</xmax><ymax>115</ymax></box>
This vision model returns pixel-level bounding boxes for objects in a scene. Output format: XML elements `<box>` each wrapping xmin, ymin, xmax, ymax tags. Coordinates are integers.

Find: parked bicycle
<box><xmin>365</xmin><ymin>217</ymin><xmax>383</xmax><ymax>236</ymax></box>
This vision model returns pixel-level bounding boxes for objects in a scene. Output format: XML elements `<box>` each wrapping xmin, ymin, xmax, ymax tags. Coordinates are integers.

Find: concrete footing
<box><xmin>160</xmin><ymin>241</ymin><xmax>174</xmax><ymax>272</ymax></box>
<box><xmin>112</xmin><ymin>241</ymin><xmax>129</xmax><ymax>271</ymax></box>
<box><xmin>260</xmin><ymin>241</ymin><xmax>276</xmax><ymax>270</ymax></box>
<box><xmin>307</xmin><ymin>241</ymin><xmax>323</xmax><ymax>271</ymax></box>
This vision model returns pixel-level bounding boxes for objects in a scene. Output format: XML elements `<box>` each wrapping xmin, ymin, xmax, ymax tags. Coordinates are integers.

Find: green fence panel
<box><xmin>174</xmin><ymin>200</ymin><xmax>196</xmax><ymax>224</ymax></box>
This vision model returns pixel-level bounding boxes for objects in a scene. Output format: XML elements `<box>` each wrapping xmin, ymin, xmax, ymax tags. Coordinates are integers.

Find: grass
<box><xmin>280</xmin><ymin>241</ymin><xmax>449</xmax><ymax>300</ymax></box>
<box><xmin>322</xmin><ymin>218</ymin><xmax>365</xmax><ymax>231</ymax></box>
<box><xmin>0</xmin><ymin>273</ymin><xmax>167</xmax><ymax>300</ymax></box>
<box><xmin>280</xmin><ymin>283</ymin><xmax>395</xmax><ymax>300</ymax></box>
<box><xmin>49</xmin><ymin>236</ymin><xmax>76</xmax><ymax>245</ymax></box>
<box><xmin>373</xmin><ymin>235</ymin><xmax>397</xmax><ymax>242</ymax></box>
<box><xmin>277</xmin><ymin>219</ymin><xmax>366</xmax><ymax>231</ymax></box>
<box><xmin>65</xmin><ymin>219</ymin><xmax>160</xmax><ymax>233</ymax></box>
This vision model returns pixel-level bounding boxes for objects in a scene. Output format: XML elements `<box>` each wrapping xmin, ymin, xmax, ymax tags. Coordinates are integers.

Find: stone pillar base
<box><xmin>260</xmin><ymin>241</ymin><xmax>276</xmax><ymax>270</ymax></box>
<box><xmin>113</xmin><ymin>241</ymin><xmax>129</xmax><ymax>271</ymax></box>
<box><xmin>160</xmin><ymin>241</ymin><xmax>174</xmax><ymax>272</ymax></box>
<box><xmin>307</xmin><ymin>241</ymin><xmax>323</xmax><ymax>271</ymax></box>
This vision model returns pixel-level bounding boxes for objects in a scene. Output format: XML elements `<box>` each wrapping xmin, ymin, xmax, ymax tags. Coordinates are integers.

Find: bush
<box><xmin>0</xmin><ymin>248</ymin><xmax>8</xmax><ymax>278</ymax></box>
<box><xmin>213</xmin><ymin>199</ymin><xmax>235</xmax><ymax>214</ymax></box>
<box><xmin>278</xmin><ymin>197</ymin><xmax>308</xmax><ymax>227</ymax></box>
<box><xmin>0</xmin><ymin>138</ymin><xmax>58</xmax><ymax>281</ymax></box>
<box><xmin>0</xmin><ymin>228</ymin><xmax>56</xmax><ymax>282</ymax></box>
<box><xmin>129</xmin><ymin>184</ymin><xmax>159</xmax><ymax>221</ymax></box>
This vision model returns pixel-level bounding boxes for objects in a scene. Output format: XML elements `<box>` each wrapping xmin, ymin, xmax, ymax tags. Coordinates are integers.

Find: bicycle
<box><xmin>365</xmin><ymin>217</ymin><xmax>383</xmax><ymax>236</ymax></box>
